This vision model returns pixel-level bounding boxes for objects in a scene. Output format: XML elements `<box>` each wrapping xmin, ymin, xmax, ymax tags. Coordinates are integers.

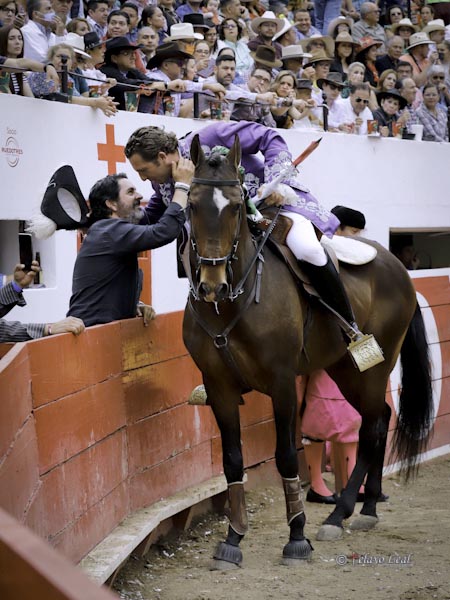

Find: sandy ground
<box><xmin>114</xmin><ymin>455</ymin><xmax>450</xmax><ymax>600</ymax></box>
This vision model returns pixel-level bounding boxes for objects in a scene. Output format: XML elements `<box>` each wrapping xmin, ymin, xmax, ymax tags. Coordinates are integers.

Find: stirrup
<box><xmin>347</xmin><ymin>334</ymin><xmax>385</xmax><ymax>372</ymax></box>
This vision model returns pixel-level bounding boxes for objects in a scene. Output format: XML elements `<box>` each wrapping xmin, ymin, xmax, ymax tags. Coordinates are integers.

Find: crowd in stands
<box><xmin>1</xmin><ymin>0</ymin><xmax>449</xmax><ymax>139</ymax></box>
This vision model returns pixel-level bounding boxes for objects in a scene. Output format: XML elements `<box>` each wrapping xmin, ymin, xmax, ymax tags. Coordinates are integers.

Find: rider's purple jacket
<box><xmin>142</xmin><ymin>121</ymin><xmax>339</xmax><ymax>237</ymax></box>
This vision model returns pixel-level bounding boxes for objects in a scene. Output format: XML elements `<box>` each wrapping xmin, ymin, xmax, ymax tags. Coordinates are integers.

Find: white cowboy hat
<box><xmin>272</xmin><ymin>19</ymin><xmax>298</xmax><ymax>42</ymax></box>
<box><xmin>167</xmin><ymin>22</ymin><xmax>203</xmax><ymax>41</ymax></box>
<box><xmin>327</xmin><ymin>15</ymin><xmax>354</xmax><ymax>37</ymax></box>
<box><xmin>423</xmin><ymin>19</ymin><xmax>446</xmax><ymax>34</ymax></box>
<box><xmin>281</xmin><ymin>44</ymin><xmax>311</xmax><ymax>60</ymax></box>
<box><xmin>250</xmin><ymin>11</ymin><xmax>284</xmax><ymax>35</ymax></box>
<box><xmin>406</xmin><ymin>31</ymin><xmax>433</xmax><ymax>51</ymax></box>
<box><xmin>302</xmin><ymin>33</ymin><xmax>334</xmax><ymax>57</ymax></box>
<box><xmin>65</xmin><ymin>33</ymin><xmax>90</xmax><ymax>58</ymax></box>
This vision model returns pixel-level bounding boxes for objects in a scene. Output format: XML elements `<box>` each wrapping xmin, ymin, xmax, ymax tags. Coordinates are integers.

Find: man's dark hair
<box><xmin>27</xmin><ymin>0</ymin><xmax>43</xmax><ymax>20</ymax></box>
<box><xmin>220</xmin><ymin>0</ymin><xmax>235</xmax><ymax>9</ymax></box>
<box><xmin>250</xmin><ymin>65</ymin><xmax>272</xmax><ymax>78</ymax></box>
<box><xmin>215</xmin><ymin>53</ymin><xmax>236</xmax><ymax>67</ymax></box>
<box><xmin>122</xmin><ymin>2</ymin><xmax>138</xmax><ymax>14</ymax></box>
<box><xmin>396</xmin><ymin>60</ymin><xmax>413</xmax><ymax>74</ymax></box>
<box><xmin>107</xmin><ymin>9</ymin><xmax>130</xmax><ymax>24</ymax></box>
<box><xmin>350</xmin><ymin>82</ymin><xmax>370</xmax><ymax>94</ymax></box>
<box><xmin>125</xmin><ymin>126</ymin><xmax>179</xmax><ymax>162</ymax></box>
<box><xmin>87</xmin><ymin>173</ymin><xmax>127</xmax><ymax>225</ymax></box>
<box><xmin>87</xmin><ymin>0</ymin><xmax>108</xmax><ymax>13</ymax></box>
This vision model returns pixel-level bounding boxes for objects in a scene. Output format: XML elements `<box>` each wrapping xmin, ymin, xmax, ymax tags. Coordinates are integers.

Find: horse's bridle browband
<box><xmin>191</xmin><ymin>177</ymin><xmax>241</xmax><ymax>186</ymax></box>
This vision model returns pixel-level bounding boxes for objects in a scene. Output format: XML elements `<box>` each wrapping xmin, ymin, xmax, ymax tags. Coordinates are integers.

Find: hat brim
<box><xmin>317</xmin><ymin>77</ymin><xmax>345</xmax><ymax>89</ymax></box>
<box><xmin>392</xmin><ymin>23</ymin><xmax>418</xmax><ymax>33</ymax></box>
<box><xmin>282</xmin><ymin>53</ymin><xmax>311</xmax><ymax>60</ymax></box>
<box><xmin>302</xmin><ymin>35</ymin><xmax>334</xmax><ymax>57</ymax></box>
<box><xmin>250</xmin><ymin>17</ymin><xmax>284</xmax><ymax>34</ymax></box>
<box><xmin>105</xmin><ymin>43</ymin><xmax>139</xmax><ymax>56</ymax></box>
<box><xmin>272</xmin><ymin>22</ymin><xmax>299</xmax><ymax>41</ymax></box>
<box><xmin>376</xmin><ymin>90</ymin><xmax>408</xmax><ymax>109</ymax></box>
<box><xmin>327</xmin><ymin>16</ymin><xmax>354</xmax><ymax>36</ymax></box>
<box><xmin>303</xmin><ymin>56</ymin><xmax>333</xmax><ymax>67</ymax></box>
<box><xmin>355</xmin><ymin>41</ymin><xmax>382</xmax><ymax>57</ymax></box>
<box><xmin>250</xmin><ymin>51</ymin><xmax>283</xmax><ymax>68</ymax></box>
<box><xmin>147</xmin><ymin>49</ymin><xmax>193</xmax><ymax>69</ymax></box>
<box><xmin>406</xmin><ymin>40</ymin><xmax>433</xmax><ymax>50</ymax></box>
<box><xmin>167</xmin><ymin>32</ymin><xmax>203</xmax><ymax>40</ymax></box>
<box><xmin>72</xmin><ymin>47</ymin><xmax>91</xmax><ymax>58</ymax></box>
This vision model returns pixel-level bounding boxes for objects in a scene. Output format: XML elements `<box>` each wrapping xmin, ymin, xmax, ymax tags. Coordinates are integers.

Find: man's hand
<box><xmin>13</xmin><ymin>261</ymin><xmax>40</xmax><ymax>289</ymax></box>
<box><xmin>94</xmin><ymin>96</ymin><xmax>119</xmax><ymax>117</ymax></box>
<box><xmin>256</xmin><ymin>91</ymin><xmax>277</xmax><ymax>105</ymax></box>
<box><xmin>168</xmin><ymin>79</ymin><xmax>187</xmax><ymax>92</ymax></box>
<box><xmin>45</xmin><ymin>317</ymin><xmax>85</xmax><ymax>336</ymax></box>
<box><xmin>136</xmin><ymin>303</ymin><xmax>156</xmax><ymax>326</ymax></box>
<box><xmin>172</xmin><ymin>156</ymin><xmax>195</xmax><ymax>185</ymax></box>
<box><xmin>202</xmin><ymin>82</ymin><xmax>226</xmax><ymax>100</ymax></box>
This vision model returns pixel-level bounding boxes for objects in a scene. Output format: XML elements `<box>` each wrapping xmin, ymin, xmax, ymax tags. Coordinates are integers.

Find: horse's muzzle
<box><xmin>198</xmin><ymin>281</ymin><xmax>230</xmax><ymax>303</ymax></box>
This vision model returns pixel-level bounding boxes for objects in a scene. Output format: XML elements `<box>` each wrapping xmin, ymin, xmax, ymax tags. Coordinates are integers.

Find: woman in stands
<box><xmin>0</xmin><ymin>25</ymin><xmax>33</xmax><ymax>96</ymax></box>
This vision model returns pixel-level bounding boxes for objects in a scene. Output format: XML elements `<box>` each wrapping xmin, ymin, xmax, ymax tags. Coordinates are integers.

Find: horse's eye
<box><xmin>189</xmin><ymin>203</ymin><xmax>197</xmax><ymax>214</ymax></box>
<box><xmin>231</xmin><ymin>204</ymin><xmax>240</xmax><ymax>214</ymax></box>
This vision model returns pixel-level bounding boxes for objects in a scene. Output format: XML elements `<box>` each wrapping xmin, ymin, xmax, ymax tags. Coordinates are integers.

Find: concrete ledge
<box><xmin>79</xmin><ymin>475</ymin><xmax>228</xmax><ymax>585</ymax></box>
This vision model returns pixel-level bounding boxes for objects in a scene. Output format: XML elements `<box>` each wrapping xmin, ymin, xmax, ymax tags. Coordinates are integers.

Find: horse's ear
<box><xmin>190</xmin><ymin>134</ymin><xmax>205</xmax><ymax>167</ymax></box>
<box><xmin>227</xmin><ymin>135</ymin><xmax>242</xmax><ymax>171</ymax></box>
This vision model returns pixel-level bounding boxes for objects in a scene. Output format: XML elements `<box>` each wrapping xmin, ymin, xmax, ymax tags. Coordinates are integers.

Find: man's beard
<box><xmin>126</xmin><ymin>207</ymin><xmax>143</xmax><ymax>224</ymax></box>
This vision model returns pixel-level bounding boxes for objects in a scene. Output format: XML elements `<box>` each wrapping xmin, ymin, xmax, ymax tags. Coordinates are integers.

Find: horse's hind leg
<box><xmin>272</xmin><ymin>379</ymin><xmax>313</xmax><ymax>563</ymax></box>
<box><xmin>208</xmin><ymin>380</ymin><xmax>248</xmax><ymax>569</ymax></box>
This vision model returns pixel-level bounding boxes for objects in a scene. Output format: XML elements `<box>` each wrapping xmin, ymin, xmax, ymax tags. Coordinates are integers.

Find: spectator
<box><xmin>330</xmin><ymin>31</ymin><xmax>357</xmax><ymax>76</ymax></box>
<box><xmin>0</xmin><ymin>44</ymin><xmax>59</xmax><ymax>85</ymax></box>
<box><xmin>383</xmin><ymin>4</ymin><xmax>404</xmax><ymax>41</ymax></box>
<box><xmin>423</xmin><ymin>18</ymin><xmax>446</xmax><ymax>47</ymax></box>
<box><xmin>166</xmin><ymin>22</ymin><xmax>202</xmax><ymax>53</ymax></box>
<box><xmin>106</xmin><ymin>9</ymin><xmax>130</xmax><ymax>39</ymax></box>
<box><xmin>326</xmin><ymin>15</ymin><xmax>353</xmax><ymax>39</ymax></box>
<box><xmin>375</xmin><ymin>35</ymin><xmax>404</xmax><ymax>73</ymax></box>
<box><xmin>302</xmin><ymin>32</ymin><xmax>335</xmax><ymax>56</ymax></box>
<box><xmin>294</xmin><ymin>78</ymin><xmax>319</xmax><ymax>128</ymax></box>
<box><xmin>440</xmin><ymin>40</ymin><xmax>450</xmax><ymax>86</ymax></box>
<box><xmin>219</xmin><ymin>0</ymin><xmax>244</xmax><ymax>25</ymax></box>
<box><xmin>217</xmin><ymin>17</ymin><xmax>253</xmax><ymax>76</ymax></box>
<box><xmin>397</xmin><ymin>76</ymin><xmax>421</xmax><ymax>132</ymax></box>
<box><xmin>373</xmin><ymin>87</ymin><xmax>408</xmax><ymax>136</ymax></box>
<box><xmin>338</xmin><ymin>81</ymin><xmax>374</xmax><ymax>133</ymax></box>
<box><xmin>396</xmin><ymin>59</ymin><xmax>414</xmax><ymax>80</ymax></box>
<box><xmin>0</xmin><ymin>0</ymin><xmax>23</xmax><ymax>28</ymax></box>
<box><xmin>193</xmin><ymin>38</ymin><xmax>215</xmax><ymax>77</ymax></box>
<box><xmin>136</xmin><ymin>26</ymin><xmax>158</xmax><ymax>64</ymax></box>
<box><xmin>390</xmin><ymin>17</ymin><xmax>418</xmax><ymax>47</ymax></box>
<box><xmin>391</xmin><ymin>234</ymin><xmax>420</xmax><ymax>270</ymax></box>
<box><xmin>301</xmin><ymin>49</ymin><xmax>333</xmax><ymax>103</ymax></box>
<box><xmin>420</xmin><ymin>4</ymin><xmax>435</xmax><ymax>29</ymax></box>
<box><xmin>158</xmin><ymin>0</ymin><xmax>180</xmax><ymax>32</ymax></box>
<box><xmin>52</xmin><ymin>0</ymin><xmax>73</xmax><ymax>26</ymax></box>
<box><xmin>231</xmin><ymin>64</ymin><xmax>276</xmax><ymax>125</ymax></box>
<box><xmin>416</xmin><ymin>82</ymin><xmax>449</xmax><ymax>141</ymax></box>
<box><xmin>81</xmin><ymin>31</ymin><xmax>116</xmax><ymax>92</ymax></box>
<box><xmin>203</xmin><ymin>0</ymin><xmax>220</xmax><ymax>26</ymax></box>
<box><xmin>293</xmin><ymin>8</ymin><xmax>321</xmax><ymax>40</ymax></box>
<box><xmin>0</xmin><ymin>25</ymin><xmax>34</xmax><ymax>95</ymax></box>
<box><xmin>427</xmin><ymin>64</ymin><xmax>450</xmax><ymax>107</ymax></box>
<box><xmin>176</xmin><ymin>0</ymin><xmax>203</xmax><ymax>20</ymax></box>
<box><xmin>86</xmin><ymin>0</ymin><xmax>109</xmax><ymax>40</ymax></box>
<box><xmin>121</xmin><ymin>2</ymin><xmax>139</xmax><ymax>43</ymax></box>
<box><xmin>281</xmin><ymin>44</ymin><xmax>311</xmax><ymax>78</ymax></box>
<box><xmin>204</xmin><ymin>22</ymin><xmax>219</xmax><ymax>56</ymax></box>
<box><xmin>63</xmin><ymin>31</ymin><xmax>91</xmax><ymax>95</ymax></box>
<box><xmin>341</xmin><ymin>0</ymin><xmax>360</xmax><ymax>22</ymax></box>
<box><xmin>270</xmin><ymin>69</ymin><xmax>310</xmax><ymax>128</ymax></box>
<box><xmin>354</xmin><ymin>36</ymin><xmax>382</xmax><ymax>87</ymax></box>
<box><xmin>183</xmin><ymin>13</ymin><xmax>211</xmax><ymax>38</ymax></box>
<box><xmin>401</xmin><ymin>32</ymin><xmax>436</xmax><ymax>87</ymax></box>
<box><xmin>272</xmin><ymin>18</ymin><xmax>300</xmax><ymax>47</ymax></box>
<box><xmin>316</xmin><ymin>70</ymin><xmax>347</xmax><ymax>130</ymax></box>
<box><xmin>139</xmin><ymin>6</ymin><xmax>166</xmax><ymax>45</ymax></box>
<box><xmin>314</xmin><ymin>0</ymin><xmax>342</xmax><ymax>37</ymax></box>
<box><xmin>247</xmin><ymin>11</ymin><xmax>284</xmax><ymax>59</ymax></box>
<box><xmin>341</xmin><ymin>60</ymin><xmax>365</xmax><ymax>99</ymax></box>
<box><xmin>376</xmin><ymin>67</ymin><xmax>397</xmax><ymax>92</ymax></box>
<box><xmin>21</xmin><ymin>0</ymin><xmax>67</xmax><ymax>62</ymax></box>
<box><xmin>67</xmin><ymin>17</ymin><xmax>91</xmax><ymax>36</ymax></box>
<box><xmin>351</xmin><ymin>2</ymin><xmax>387</xmax><ymax>52</ymax></box>
<box><xmin>250</xmin><ymin>43</ymin><xmax>281</xmax><ymax>72</ymax></box>
<box><xmin>67</xmin><ymin>171</ymin><xmax>190</xmax><ymax>327</ymax></box>
<box><xmin>0</xmin><ymin>263</ymin><xmax>85</xmax><ymax>343</ymax></box>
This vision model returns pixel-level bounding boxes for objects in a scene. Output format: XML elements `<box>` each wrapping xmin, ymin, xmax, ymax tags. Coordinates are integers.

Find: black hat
<box><xmin>27</xmin><ymin>166</ymin><xmax>89</xmax><ymax>239</ymax></box>
<box><xmin>296</xmin><ymin>78</ymin><xmax>313</xmax><ymax>90</ymax></box>
<box><xmin>183</xmin><ymin>13</ymin><xmax>210</xmax><ymax>29</ymax></box>
<box><xmin>147</xmin><ymin>41</ymin><xmax>193</xmax><ymax>69</ymax></box>
<box><xmin>331</xmin><ymin>205</ymin><xmax>366</xmax><ymax>229</ymax></box>
<box><xmin>376</xmin><ymin>88</ymin><xmax>408</xmax><ymax>110</ymax></box>
<box><xmin>317</xmin><ymin>71</ymin><xmax>346</xmax><ymax>89</ymax></box>
<box><xmin>105</xmin><ymin>36</ymin><xmax>138</xmax><ymax>57</ymax></box>
<box><xmin>84</xmin><ymin>31</ymin><xmax>103</xmax><ymax>51</ymax></box>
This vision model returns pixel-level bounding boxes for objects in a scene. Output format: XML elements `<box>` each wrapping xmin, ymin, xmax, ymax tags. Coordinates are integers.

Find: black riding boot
<box><xmin>300</xmin><ymin>255</ymin><xmax>363</xmax><ymax>342</ymax></box>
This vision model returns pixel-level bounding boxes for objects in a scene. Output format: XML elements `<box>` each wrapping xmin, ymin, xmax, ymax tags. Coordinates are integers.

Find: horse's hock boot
<box><xmin>227</xmin><ymin>482</ymin><xmax>248</xmax><ymax>535</ymax></box>
<box><xmin>282</xmin><ymin>476</ymin><xmax>305</xmax><ymax>525</ymax></box>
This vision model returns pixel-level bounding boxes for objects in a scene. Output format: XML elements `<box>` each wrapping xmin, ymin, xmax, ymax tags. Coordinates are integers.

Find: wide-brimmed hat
<box><xmin>250</xmin><ymin>11</ymin><xmax>284</xmax><ymax>34</ymax></box>
<box><xmin>167</xmin><ymin>22</ymin><xmax>203</xmax><ymax>41</ymax></box>
<box><xmin>391</xmin><ymin>17</ymin><xmax>418</xmax><ymax>34</ymax></box>
<box><xmin>272</xmin><ymin>19</ymin><xmax>299</xmax><ymax>42</ymax></box>
<box><xmin>250</xmin><ymin>45</ymin><xmax>283</xmax><ymax>68</ymax></box>
<box><xmin>281</xmin><ymin>44</ymin><xmax>311</xmax><ymax>61</ymax></box>
<box><xmin>376</xmin><ymin>88</ymin><xmax>408</xmax><ymax>109</ymax></box>
<box><xmin>327</xmin><ymin>15</ymin><xmax>354</xmax><ymax>37</ymax></box>
<box><xmin>147</xmin><ymin>41</ymin><xmax>193</xmax><ymax>69</ymax></box>
<box><xmin>183</xmin><ymin>13</ymin><xmax>210</xmax><ymax>30</ymax></box>
<box><xmin>84</xmin><ymin>31</ymin><xmax>103</xmax><ymax>51</ymax></box>
<box><xmin>65</xmin><ymin>32</ymin><xmax>90</xmax><ymax>58</ymax></box>
<box><xmin>331</xmin><ymin>205</ymin><xmax>366</xmax><ymax>229</ymax></box>
<box><xmin>296</xmin><ymin>78</ymin><xmax>313</xmax><ymax>90</ymax></box>
<box><xmin>355</xmin><ymin>35</ymin><xmax>383</xmax><ymax>57</ymax></box>
<box><xmin>303</xmin><ymin>49</ymin><xmax>333</xmax><ymax>67</ymax></box>
<box><xmin>302</xmin><ymin>34</ymin><xmax>334</xmax><ymax>57</ymax></box>
<box><xmin>105</xmin><ymin>36</ymin><xmax>138</xmax><ymax>57</ymax></box>
<box><xmin>317</xmin><ymin>71</ymin><xmax>346</xmax><ymax>89</ymax></box>
<box><xmin>406</xmin><ymin>31</ymin><xmax>433</xmax><ymax>50</ymax></box>
<box><xmin>334</xmin><ymin>31</ymin><xmax>358</xmax><ymax>46</ymax></box>
<box><xmin>423</xmin><ymin>19</ymin><xmax>446</xmax><ymax>34</ymax></box>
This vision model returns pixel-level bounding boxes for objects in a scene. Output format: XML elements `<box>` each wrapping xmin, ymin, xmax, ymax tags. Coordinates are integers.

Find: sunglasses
<box><xmin>327</xmin><ymin>83</ymin><xmax>340</xmax><ymax>90</ymax></box>
<box><xmin>432</xmin><ymin>75</ymin><xmax>445</xmax><ymax>80</ymax></box>
<box><xmin>0</xmin><ymin>6</ymin><xmax>16</xmax><ymax>13</ymax></box>
<box><xmin>354</xmin><ymin>97</ymin><xmax>370</xmax><ymax>105</ymax></box>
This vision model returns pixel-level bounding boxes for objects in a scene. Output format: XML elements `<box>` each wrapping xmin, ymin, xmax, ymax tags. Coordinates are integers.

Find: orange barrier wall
<box><xmin>0</xmin><ymin>276</ymin><xmax>448</xmax><ymax>567</ymax></box>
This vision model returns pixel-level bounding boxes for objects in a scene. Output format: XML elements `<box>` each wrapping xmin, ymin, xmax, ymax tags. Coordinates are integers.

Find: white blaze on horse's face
<box><xmin>212</xmin><ymin>187</ymin><xmax>231</xmax><ymax>215</ymax></box>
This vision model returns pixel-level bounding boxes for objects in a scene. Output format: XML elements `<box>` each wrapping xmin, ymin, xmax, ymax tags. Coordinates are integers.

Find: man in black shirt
<box><xmin>67</xmin><ymin>164</ymin><xmax>193</xmax><ymax>327</ymax></box>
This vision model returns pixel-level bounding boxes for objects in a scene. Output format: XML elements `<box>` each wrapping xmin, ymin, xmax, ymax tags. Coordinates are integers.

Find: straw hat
<box><xmin>167</xmin><ymin>22</ymin><xmax>203</xmax><ymax>41</ymax></box>
<box><xmin>272</xmin><ymin>19</ymin><xmax>299</xmax><ymax>42</ymax></box>
<box><xmin>281</xmin><ymin>44</ymin><xmax>311</xmax><ymax>60</ymax></box>
<box><xmin>303</xmin><ymin>49</ymin><xmax>333</xmax><ymax>67</ymax></box>
<box><xmin>355</xmin><ymin>35</ymin><xmax>383</xmax><ymax>58</ymax></box>
<box><xmin>250</xmin><ymin>44</ymin><xmax>283</xmax><ymax>68</ymax></box>
<box><xmin>406</xmin><ymin>31</ymin><xmax>433</xmax><ymax>51</ymax></box>
<box><xmin>391</xmin><ymin>18</ymin><xmax>418</xmax><ymax>34</ymax></box>
<box><xmin>250</xmin><ymin>11</ymin><xmax>284</xmax><ymax>34</ymax></box>
<box><xmin>302</xmin><ymin>34</ymin><xmax>335</xmax><ymax>57</ymax></box>
<box><xmin>334</xmin><ymin>31</ymin><xmax>358</xmax><ymax>46</ymax></box>
<box><xmin>423</xmin><ymin>19</ymin><xmax>446</xmax><ymax>34</ymax></box>
<box><xmin>327</xmin><ymin>15</ymin><xmax>354</xmax><ymax>38</ymax></box>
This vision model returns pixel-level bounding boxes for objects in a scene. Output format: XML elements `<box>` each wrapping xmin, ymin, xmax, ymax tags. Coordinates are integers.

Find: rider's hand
<box><xmin>258</xmin><ymin>186</ymin><xmax>284</xmax><ymax>207</ymax></box>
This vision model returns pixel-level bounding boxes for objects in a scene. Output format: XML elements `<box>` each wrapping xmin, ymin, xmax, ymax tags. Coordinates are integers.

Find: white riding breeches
<box><xmin>284</xmin><ymin>211</ymin><xmax>328</xmax><ymax>266</ymax></box>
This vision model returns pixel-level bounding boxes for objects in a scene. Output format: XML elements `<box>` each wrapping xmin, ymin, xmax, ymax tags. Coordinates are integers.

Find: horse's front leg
<box><xmin>272</xmin><ymin>378</ymin><xmax>313</xmax><ymax>564</ymax></box>
<box><xmin>208</xmin><ymin>379</ymin><xmax>247</xmax><ymax>569</ymax></box>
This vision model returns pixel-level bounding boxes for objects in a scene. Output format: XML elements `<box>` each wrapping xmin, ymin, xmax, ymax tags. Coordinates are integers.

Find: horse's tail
<box><xmin>390</xmin><ymin>302</ymin><xmax>434</xmax><ymax>480</ymax></box>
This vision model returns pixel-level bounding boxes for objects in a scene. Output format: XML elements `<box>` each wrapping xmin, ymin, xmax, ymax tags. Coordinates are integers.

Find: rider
<box><xmin>125</xmin><ymin>121</ymin><xmax>365</xmax><ymax>343</ymax></box>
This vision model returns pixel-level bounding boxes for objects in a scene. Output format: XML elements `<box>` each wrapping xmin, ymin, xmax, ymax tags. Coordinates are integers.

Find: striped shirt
<box><xmin>0</xmin><ymin>282</ymin><xmax>46</xmax><ymax>343</ymax></box>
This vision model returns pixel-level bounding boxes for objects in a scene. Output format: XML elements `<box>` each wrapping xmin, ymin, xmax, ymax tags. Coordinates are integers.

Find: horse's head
<box><xmin>189</xmin><ymin>134</ymin><xmax>243</xmax><ymax>303</ymax></box>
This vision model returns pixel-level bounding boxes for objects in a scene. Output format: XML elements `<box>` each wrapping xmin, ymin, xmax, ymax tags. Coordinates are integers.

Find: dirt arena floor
<box><xmin>114</xmin><ymin>455</ymin><xmax>450</xmax><ymax>600</ymax></box>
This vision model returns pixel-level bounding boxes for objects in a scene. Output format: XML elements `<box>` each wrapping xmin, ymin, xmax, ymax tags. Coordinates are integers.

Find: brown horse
<box><xmin>182</xmin><ymin>134</ymin><xmax>433</xmax><ymax>566</ymax></box>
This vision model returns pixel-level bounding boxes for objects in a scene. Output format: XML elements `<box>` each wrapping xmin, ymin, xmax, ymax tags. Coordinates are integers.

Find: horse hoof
<box><xmin>349</xmin><ymin>515</ymin><xmax>379</xmax><ymax>531</ymax></box>
<box><xmin>316</xmin><ymin>525</ymin><xmax>343</xmax><ymax>541</ymax></box>
<box><xmin>212</xmin><ymin>542</ymin><xmax>242</xmax><ymax>569</ymax></box>
<box><xmin>282</xmin><ymin>539</ymin><xmax>313</xmax><ymax>565</ymax></box>
<box><xmin>210</xmin><ymin>559</ymin><xmax>240</xmax><ymax>571</ymax></box>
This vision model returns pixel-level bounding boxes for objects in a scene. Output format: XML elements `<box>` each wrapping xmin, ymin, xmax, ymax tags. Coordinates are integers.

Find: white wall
<box><xmin>1</xmin><ymin>94</ymin><xmax>449</xmax><ymax>322</ymax></box>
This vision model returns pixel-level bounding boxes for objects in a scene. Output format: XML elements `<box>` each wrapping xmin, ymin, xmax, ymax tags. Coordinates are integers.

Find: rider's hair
<box><xmin>124</xmin><ymin>126</ymin><xmax>179</xmax><ymax>162</ymax></box>
<box><xmin>87</xmin><ymin>173</ymin><xmax>127</xmax><ymax>226</ymax></box>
